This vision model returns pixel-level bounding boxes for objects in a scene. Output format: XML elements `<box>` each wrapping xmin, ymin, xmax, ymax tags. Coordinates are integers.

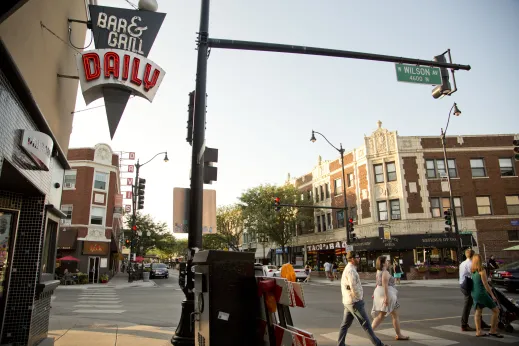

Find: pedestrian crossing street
<box><xmin>321</xmin><ymin>323</ymin><xmax>519</xmax><ymax>345</ymax></box>
<box><xmin>72</xmin><ymin>285</ymin><xmax>126</xmax><ymax>314</ymax></box>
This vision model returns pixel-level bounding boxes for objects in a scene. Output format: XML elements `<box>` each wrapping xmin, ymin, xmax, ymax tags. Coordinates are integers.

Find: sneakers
<box><xmin>461</xmin><ymin>325</ymin><xmax>475</xmax><ymax>332</ymax></box>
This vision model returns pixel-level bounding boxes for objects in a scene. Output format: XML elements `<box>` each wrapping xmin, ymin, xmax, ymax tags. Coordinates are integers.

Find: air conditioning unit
<box><xmin>64</xmin><ymin>182</ymin><xmax>75</xmax><ymax>189</ymax></box>
<box><xmin>61</xmin><ymin>219</ymin><xmax>71</xmax><ymax>225</ymax></box>
<box><xmin>391</xmin><ymin>214</ymin><xmax>401</xmax><ymax>220</ymax></box>
<box><xmin>439</xmin><ymin>172</ymin><xmax>448</xmax><ymax>179</ymax></box>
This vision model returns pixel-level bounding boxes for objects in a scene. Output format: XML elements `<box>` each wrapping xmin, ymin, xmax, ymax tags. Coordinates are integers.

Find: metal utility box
<box><xmin>193</xmin><ymin>250</ymin><xmax>258</xmax><ymax>346</ymax></box>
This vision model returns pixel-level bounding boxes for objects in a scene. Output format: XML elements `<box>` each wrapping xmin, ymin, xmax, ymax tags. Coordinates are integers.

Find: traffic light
<box><xmin>274</xmin><ymin>197</ymin><xmax>281</xmax><ymax>212</ymax></box>
<box><xmin>203</xmin><ymin>147</ymin><xmax>218</xmax><ymax>184</ymax></box>
<box><xmin>132</xmin><ymin>225</ymin><xmax>137</xmax><ymax>231</ymax></box>
<box><xmin>125</xmin><ymin>239</ymin><xmax>130</xmax><ymax>245</ymax></box>
<box><xmin>348</xmin><ymin>218</ymin><xmax>357</xmax><ymax>242</ymax></box>
<box><xmin>514</xmin><ymin>139</ymin><xmax>519</xmax><ymax>161</ymax></box>
<box><xmin>137</xmin><ymin>178</ymin><xmax>146</xmax><ymax>209</ymax></box>
<box><xmin>431</xmin><ymin>54</ymin><xmax>452</xmax><ymax>99</ymax></box>
<box><xmin>444</xmin><ymin>209</ymin><xmax>452</xmax><ymax>233</ymax></box>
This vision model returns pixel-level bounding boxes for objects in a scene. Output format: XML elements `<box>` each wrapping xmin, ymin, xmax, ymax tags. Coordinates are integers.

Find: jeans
<box><xmin>338</xmin><ymin>300</ymin><xmax>384</xmax><ymax>346</ymax></box>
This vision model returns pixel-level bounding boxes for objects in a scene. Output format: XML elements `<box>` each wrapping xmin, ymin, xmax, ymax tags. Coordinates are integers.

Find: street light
<box><xmin>440</xmin><ymin>103</ymin><xmax>463</xmax><ymax>264</ymax></box>
<box><xmin>310</xmin><ymin>130</ymin><xmax>350</xmax><ymax>245</ymax></box>
<box><xmin>128</xmin><ymin>151</ymin><xmax>168</xmax><ymax>282</ymax></box>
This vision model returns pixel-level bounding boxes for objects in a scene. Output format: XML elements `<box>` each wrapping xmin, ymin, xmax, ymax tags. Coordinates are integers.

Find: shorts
<box><xmin>394</xmin><ymin>273</ymin><xmax>402</xmax><ymax>279</ymax></box>
<box><xmin>333</xmin><ymin>269</ymin><xmax>338</xmax><ymax>273</ymax></box>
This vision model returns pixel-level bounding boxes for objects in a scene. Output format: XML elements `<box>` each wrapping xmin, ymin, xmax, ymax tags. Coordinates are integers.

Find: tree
<box><xmin>214</xmin><ymin>204</ymin><xmax>245</xmax><ymax>251</ymax></box>
<box><xmin>202</xmin><ymin>233</ymin><xmax>228</xmax><ymax>250</ymax></box>
<box><xmin>124</xmin><ymin>212</ymin><xmax>170</xmax><ymax>256</ymax></box>
<box><xmin>239</xmin><ymin>183</ymin><xmax>314</xmax><ymax>263</ymax></box>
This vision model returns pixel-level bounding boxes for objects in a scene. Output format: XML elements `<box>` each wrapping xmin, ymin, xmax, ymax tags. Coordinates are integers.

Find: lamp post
<box><xmin>310</xmin><ymin>130</ymin><xmax>350</xmax><ymax>245</ymax></box>
<box><xmin>128</xmin><ymin>151</ymin><xmax>168</xmax><ymax>282</ymax></box>
<box><xmin>440</xmin><ymin>103</ymin><xmax>463</xmax><ymax>263</ymax></box>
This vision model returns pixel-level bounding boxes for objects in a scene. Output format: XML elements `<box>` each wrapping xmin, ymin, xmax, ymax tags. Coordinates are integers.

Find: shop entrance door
<box><xmin>88</xmin><ymin>256</ymin><xmax>100</xmax><ymax>284</ymax></box>
<box><xmin>0</xmin><ymin>209</ymin><xmax>18</xmax><ymax>335</ymax></box>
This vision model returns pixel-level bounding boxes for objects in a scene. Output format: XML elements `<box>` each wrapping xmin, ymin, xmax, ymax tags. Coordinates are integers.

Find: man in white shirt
<box><xmin>459</xmin><ymin>248</ymin><xmax>489</xmax><ymax>331</ymax></box>
<box><xmin>338</xmin><ymin>251</ymin><xmax>388</xmax><ymax>346</ymax></box>
<box><xmin>324</xmin><ymin>260</ymin><xmax>332</xmax><ymax>281</ymax></box>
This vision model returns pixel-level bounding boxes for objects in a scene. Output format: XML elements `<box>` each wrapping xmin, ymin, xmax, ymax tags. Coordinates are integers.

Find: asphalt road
<box><xmin>51</xmin><ymin>270</ymin><xmax>519</xmax><ymax>345</ymax></box>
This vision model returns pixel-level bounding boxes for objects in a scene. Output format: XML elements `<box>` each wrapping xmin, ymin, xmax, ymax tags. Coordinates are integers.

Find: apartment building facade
<box><xmin>58</xmin><ymin>144</ymin><xmax>123</xmax><ymax>283</ymax></box>
<box><xmin>0</xmin><ymin>1</ymin><xmax>88</xmax><ymax>345</ymax></box>
<box><xmin>282</xmin><ymin>121</ymin><xmax>519</xmax><ymax>272</ymax></box>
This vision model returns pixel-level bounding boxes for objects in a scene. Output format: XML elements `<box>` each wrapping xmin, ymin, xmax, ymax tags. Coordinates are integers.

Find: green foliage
<box><xmin>239</xmin><ymin>183</ymin><xmax>314</xmax><ymax>261</ymax></box>
<box><xmin>214</xmin><ymin>204</ymin><xmax>245</xmax><ymax>251</ymax></box>
<box><xmin>202</xmin><ymin>233</ymin><xmax>228</xmax><ymax>250</ymax></box>
<box><xmin>125</xmin><ymin>212</ymin><xmax>175</xmax><ymax>257</ymax></box>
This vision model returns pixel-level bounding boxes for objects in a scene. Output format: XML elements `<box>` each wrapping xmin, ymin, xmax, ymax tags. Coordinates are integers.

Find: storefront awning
<box><xmin>255</xmin><ymin>247</ymin><xmax>271</xmax><ymax>259</ymax></box>
<box><xmin>503</xmin><ymin>245</ymin><xmax>519</xmax><ymax>251</ymax></box>
<box><xmin>352</xmin><ymin>233</ymin><xmax>477</xmax><ymax>251</ymax></box>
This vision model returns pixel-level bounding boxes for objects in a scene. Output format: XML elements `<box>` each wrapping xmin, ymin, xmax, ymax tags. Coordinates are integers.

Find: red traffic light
<box><xmin>275</xmin><ymin>197</ymin><xmax>280</xmax><ymax>203</ymax></box>
<box><xmin>348</xmin><ymin>218</ymin><xmax>354</xmax><ymax>223</ymax></box>
<box><xmin>132</xmin><ymin>225</ymin><xmax>137</xmax><ymax>231</ymax></box>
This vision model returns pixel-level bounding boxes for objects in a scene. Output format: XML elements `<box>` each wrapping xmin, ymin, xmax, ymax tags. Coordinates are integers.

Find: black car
<box><xmin>492</xmin><ymin>260</ymin><xmax>519</xmax><ymax>292</ymax></box>
<box><xmin>150</xmin><ymin>263</ymin><xmax>169</xmax><ymax>279</ymax></box>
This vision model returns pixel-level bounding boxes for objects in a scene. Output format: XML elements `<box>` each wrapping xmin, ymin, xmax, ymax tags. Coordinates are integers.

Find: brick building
<box><xmin>281</xmin><ymin>121</ymin><xmax>519</xmax><ymax>273</ymax></box>
<box><xmin>0</xmin><ymin>1</ymin><xmax>88</xmax><ymax>345</ymax></box>
<box><xmin>58</xmin><ymin>144</ymin><xmax>123</xmax><ymax>283</ymax></box>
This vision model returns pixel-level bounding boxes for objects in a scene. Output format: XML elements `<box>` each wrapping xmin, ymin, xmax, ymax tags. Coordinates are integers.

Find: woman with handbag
<box><xmin>371</xmin><ymin>256</ymin><xmax>409</xmax><ymax>341</ymax></box>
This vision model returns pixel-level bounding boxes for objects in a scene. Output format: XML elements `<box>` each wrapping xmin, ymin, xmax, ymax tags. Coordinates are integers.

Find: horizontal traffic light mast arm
<box><xmin>208</xmin><ymin>39</ymin><xmax>471</xmax><ymax>71</ymax></box>
<box><xmin>277</xmin><ymin>203</ymin><xmax>346</xmax><ymax>210</ymax></box>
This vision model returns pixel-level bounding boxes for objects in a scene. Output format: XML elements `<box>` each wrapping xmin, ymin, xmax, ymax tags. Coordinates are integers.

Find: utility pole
<box><xmin>128</xmin><ymin>162</ymin><xmax>139</xmax><ymax>283</ymax></box>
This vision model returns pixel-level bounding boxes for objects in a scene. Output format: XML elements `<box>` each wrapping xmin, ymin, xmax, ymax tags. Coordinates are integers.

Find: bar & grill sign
<box><xmin>76</xmin><ymin>4</ymin><xmax>166</xmax><ymax>139</ymax></box>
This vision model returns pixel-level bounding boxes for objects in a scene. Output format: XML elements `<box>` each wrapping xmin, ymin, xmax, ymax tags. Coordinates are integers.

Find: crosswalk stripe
<box><xmin>432</xmin><ymin>325</ymin><xmax>519</xmax><ymax>343</ymax></box>
<box><xmin>79</xmin><ymin>294</ymin><xmax>118</xmax><ymax>297</ymax></box>
<box><xmin>73</xmin><ymin>305</ymin><xmax>122</xmax><ymax>308</ymax></box>
<box><xmin>78</xmin><ymin>297</ymin><xmax>119</xmax><ymax>300</ymax></box>
<box><xmin>72</xmin><ymin>309</ymin><xmax>126</xmax><ymax>313</ymax></box>
<box><xmin>321</xmin><ymin>331</ymin><xmax>373</xmax><ymax>345</ymax></box>
<box><xmin>76</xmin><ymin>300</ymin><xmax>121</xmax><ymax>304</ymax></box>
<box><xmin>377</xmin><ymin>328</ymin><xmax>458</xmax><ymax>345</ymax></box>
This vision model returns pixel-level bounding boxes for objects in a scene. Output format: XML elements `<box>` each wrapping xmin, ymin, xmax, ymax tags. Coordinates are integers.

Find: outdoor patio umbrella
<box><xmin>57</xmin><ymin>255</ymin><xmax>80</xmax><ymax>261</ymax></box>
<box><xmin>135</xmin><ymin>256</ymin><xmax>144</xmax><ymax>263</ymax></box>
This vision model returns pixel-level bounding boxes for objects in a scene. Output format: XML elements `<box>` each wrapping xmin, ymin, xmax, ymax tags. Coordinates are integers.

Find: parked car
<box><xmin>263</xmin><ymin>265</ymin><xmax>278</xmax><ymax>277</ymax></box>
<box><xmin>254</xmin><ymin>263</ymin><xmax>266</xmax><ymax>277</ymax></box>
<box><xmin>273</xmin><ymin>265</ymin><xmax>307</xmax><ymax>282</ymax></box>
<box><xmin>491</xmin><ymin>261</ymin><xmax>519</xmax><ymax>292</ymax></box>
<box><xmin>150</xmin><ymin>263</ymin><xmax>169</xmax><ymax>279</ymax></box>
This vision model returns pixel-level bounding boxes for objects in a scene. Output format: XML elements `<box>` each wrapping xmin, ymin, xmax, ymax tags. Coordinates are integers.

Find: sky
<box><xmin>69</xmin><ymin>0</ymin><xmax>519</xmax><ymax>230</ymax></box>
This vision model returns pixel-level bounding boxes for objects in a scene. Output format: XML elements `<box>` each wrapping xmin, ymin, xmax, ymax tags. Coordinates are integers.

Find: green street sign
<box><xmin>460</xmin><ymin>231</ymin><xmax>473</xmax><ymax>235</ymax></box>
<box><xmin>395</xmin><ymin>64</ymin><xmax>442</xmax><ymax>85</ymax></box>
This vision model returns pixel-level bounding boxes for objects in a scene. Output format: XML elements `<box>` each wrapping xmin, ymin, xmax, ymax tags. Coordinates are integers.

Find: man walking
<box><xmin>338</xmin><ymin>251</ymin><xmax>389</xmax><ymax>346</ymax></box>
<box><xmin>460</xmin><ymin>248</ymin><xmax>490</xmax><ymax>331</ymax></box>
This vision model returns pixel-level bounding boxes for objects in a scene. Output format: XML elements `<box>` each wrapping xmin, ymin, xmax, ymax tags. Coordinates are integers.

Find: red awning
<box><xmin>134</xmin><ymin>256</ymin><xmax>144</xmax><ymax>263</ymax></box>
<box><xmin>57</xmin><ymin>255</ymin><xmax>80</xmax><ymax>261</ymax></box>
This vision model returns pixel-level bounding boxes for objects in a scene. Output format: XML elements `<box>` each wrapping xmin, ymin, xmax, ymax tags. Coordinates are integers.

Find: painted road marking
<box><xmin>321</xmin><ymin>331</ymin><xmax>373</xmax><ymax>345</ymax></box>
<box><xmin>432</xmin><ymin>325</ymin><xmax>519</xmax><ymax>343</ymax></box>
<box><xmin>76</xmin><ymin>300</ymin><xmax>121</xmax><ymax>304</ymax></box>
<box><xmin>72</xmin><ymin>309</ymin><xmax>126</xmax><ymax>314</ymax></box>
<box><xmin>78</xmin><ymin>297</ymin><xmax>120</xmax><ymax>300</ymax></box>
<box><xmin>377</xmin><ymin>328</ymin><xmax>458</xmax><ymax>345</ymax></box>
<box><xmin>73</xmin><ymin>305</ymin><xmax>123</xmax><ymax>308</ymax></box>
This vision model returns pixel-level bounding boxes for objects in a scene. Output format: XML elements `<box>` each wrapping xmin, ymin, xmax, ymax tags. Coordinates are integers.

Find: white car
<box><xmin>273</xmin><ymin>265</ymin><xmax>308</xmax><ymax>281</ymax></box>
<box><xmin>263</xmin><ymin>265</ymin><xmax>278</xmax><ymax>277</ymax></box>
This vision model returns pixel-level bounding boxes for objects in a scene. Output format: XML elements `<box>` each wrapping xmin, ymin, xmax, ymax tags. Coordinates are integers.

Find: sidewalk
<box><xmin>49</xmin><ymin>316</ymin><xmax>174</xmax><ymax>346</ymax></box>
<box><xmin>56</xmin><ymin>273</ymin><xmax>157</xmax><ymax>290</ymax></box>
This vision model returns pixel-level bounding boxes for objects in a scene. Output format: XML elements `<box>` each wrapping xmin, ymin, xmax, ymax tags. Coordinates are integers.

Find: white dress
<box><xmin>371</xmin><ymin>270</ymin><xmax>400</xmax><ymax>318</ymax></box>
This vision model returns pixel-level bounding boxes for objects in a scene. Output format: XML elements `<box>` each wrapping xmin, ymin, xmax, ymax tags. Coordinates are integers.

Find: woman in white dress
<box><xmin>371</xmin><ymin>256</ymin><xmax>409</xmax><ymax>341</ymax></box>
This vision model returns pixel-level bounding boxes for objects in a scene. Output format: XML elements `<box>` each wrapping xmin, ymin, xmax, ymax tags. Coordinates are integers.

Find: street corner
<box><xmin>113</xmin><ymin>325</ymin><xmax>174</xmax><ymax>346</ymax></box>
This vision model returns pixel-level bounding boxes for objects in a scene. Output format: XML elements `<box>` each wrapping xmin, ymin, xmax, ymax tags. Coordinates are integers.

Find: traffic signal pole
<box><xmin>128</xmin><ymin>161</ymin><xmax>140</xmax><ymax>283</ymax></box>
<box><xmin>339</xmin><ymin>145</ymin><xmax>350</xmax><ymax>245</ymax></box>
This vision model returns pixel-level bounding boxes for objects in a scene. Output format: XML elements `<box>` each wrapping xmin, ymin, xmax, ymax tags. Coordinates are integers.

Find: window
<box><xmin>321</xmin><ymin>215</ymin><xmax>326</xmax><ymax>232</ymax></box>
<box><xmin>94</xmin><ymin>172</ymin><xmax>108</xmax><ymax>190</ymax></box>
<box><xmin>334</xmin><ymin>178</ymin><xmax>342</xmax><ymax>196</ymax></box>
<box><xmin>386</xmin><ymin>162</ymin><xmax>397</xmax><ymax>182</ymax></box>
<box><xmin>390</xmin><ymin>199</ymin><xmax>401</xmax><ymax>220</ymax></box>
<box><xmin>470</xmin><ymin>159</ymin><xmax>486</xmax><ymax>177</ymax></box>
<box><xmin>476</xmin><ymin>196</ymin><xmax>492</xmax><ymax>215</ymax></box>
<box><xmin>301</xmin><ymin>193</ymin><xmax>304</xmax><ymax>201</ymax></box>
<box><xmin>508</xmin><ymin>230</ymin><xmax>519</xmax><ymax>241</ymax></box>
<box><xmin>336</xmin><ymin>210</ymin><xmax>345</xmax><ymax>228</ymax></box>
<box><xmin>315</xmin><ymin>187</ymin><xmax>319</xmax><ymax>202</ymax></box>
<box><xmin>506</xmin><ymin>196</ymin><xmax>519</xmax><ymax>215</ymax></box>
<box><xmin>90</xmin><ymin>207</ymin><xmax>105</xmax><ymax>225</ymax></box>
<box><xmin>327</xmin><ymin>213</ymin><xmax>332</xmax><ymax>230</ymax></box>
<box><xmin>307</xmin><ymin>190</ymin><xmax>312</xmax><ymax>200</ymax></box>
<box><xmin>350</xmin><ymin>206</ymin><xmax>357</xmax><ymax>221</ymax></box>
<box><xmin>316</xmin><ymin>215</ymin><xmax>321</xmax><ymax>232</ymax></box>
<box><xmin>347</xmin><ymin>173</ymin><xmax>354</xmax><ymax>187</ymax></box>
<box><xmin>320</xmin><ymin>185</ymin><xmax>324</xmax><ymax>201</ymax></box>
<box><xmin>63</xmin><ymin>170</ymin><xmax>77</xmax><ymax>189</ymax></box>
<box><xmin>430</xmin><ymin>197</ymin><xmax>463</xmax><ymax>217</ymax></box>
<box><xmin>325</xmin><ymin>183</ymin><xmax>330</xmax><ymax>198</ymax></box>
<box><xmin>374</xmin><ymin>164</ymin><xmax>384</xmax><ymax>183</ymax></box>
<box><xmin>499</xmin><ymin>158</ymin><xmax>515</xmax><ymax>177</ymax></box>
<box><xmin>60</xmin><ymin>205</ymin><xmax>73</xmax><ymax>225</ymax></box>
<box><xmin>426</xmin><ymin>159</ymin><xmax>457</xmax><ymax>178</ymax></box>
<box><xmin>377</xmin><ymin>201</ymin><xmax>388</xmax><ymax>221</ymax></box>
